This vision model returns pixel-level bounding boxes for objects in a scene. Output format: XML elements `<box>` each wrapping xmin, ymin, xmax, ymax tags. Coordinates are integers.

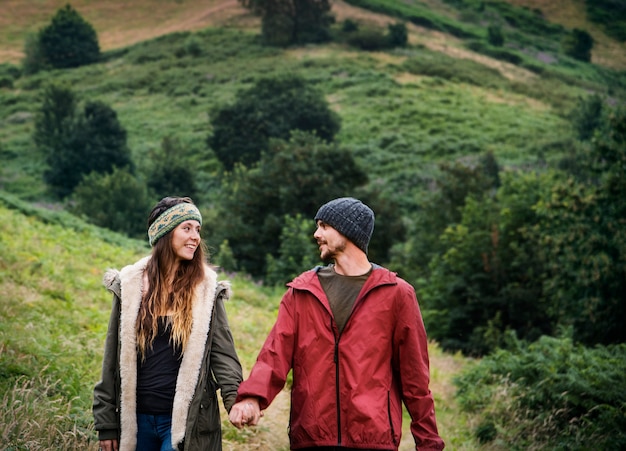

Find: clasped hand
<box><xmin>229</xmin><ymin>397</ymin><xmax>263</xmax><ymax>429</ymax></box>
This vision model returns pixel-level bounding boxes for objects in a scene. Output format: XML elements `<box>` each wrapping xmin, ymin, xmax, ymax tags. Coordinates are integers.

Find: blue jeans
<box><xmin>136</xmin><ymin>413</ymin><xmax>176</xmax><ymax>451</ymax></box>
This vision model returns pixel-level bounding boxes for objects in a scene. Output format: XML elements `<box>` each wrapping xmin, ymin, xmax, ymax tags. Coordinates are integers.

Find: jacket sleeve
<box><xmin>235</xmin><ymin>288</ymin><xmax>296</xmax><ymax>410</ymax></box>
<box><xmin>93</xmin><ymin>292</ymin><xmax>121</xmax><ymax>441</ymax></box>
<box><xmin>393</xmin><ymin>282</ymin><xmax>445</xmax><ymax>450</ymax></box>
<box><xmin>210</xmin><ymin>293</ymin><xmax>243</xmax><ymax>413</ymax></box>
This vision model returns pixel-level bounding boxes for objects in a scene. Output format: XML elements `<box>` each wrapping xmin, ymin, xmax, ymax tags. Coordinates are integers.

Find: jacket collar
<box><xmin>287</xmin><ymin>263</ymin><xmax>397</xmax><ymax>299</ymax></box>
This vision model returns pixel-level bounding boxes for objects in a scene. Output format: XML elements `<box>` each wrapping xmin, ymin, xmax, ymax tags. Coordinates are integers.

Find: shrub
<box><xmin>387</xmin><ymin>22</ymin><xmax>408</xmax><ymax>47</ymax></box>
<box><xmin>346</xmin><ymin>27</ymin><xmax>389</xmax><ymax>51</ymax></box>
<box><xmin>220</xmin><ymin>131</ymin><xmax>367</xmax><ymax>276</ymax></box>
<box><xmin>265</xmin><ymin>214</ymin><xmax>320</xmax><ymax>286</ymax></box>
<box><xmin>70</xmin><ymin>167</ymin><xmax>151</xmax><ymax>238</ymax></box>
<box><xmin>561</xmin><ymin>28</ymin><xmax>594</xmax><ymax>62</ymax></box>
<box><xmin>209</xmin><ymin>74</ymin><xmax>341</xmax><ymax>170</ymax></box>
<box><xmin>570</xmin><ymin>94</ymin><xmax>605</xmax><ymax>140</ymax></box>
<box><xmin>487</xmin><ymin>24</ymin><xmax>504</xmax><ymax>47</ymax></box>
<box><xmin>455</xmin><ymin>334</ymin><xmax>626</xmax><ymax>449</ymax></box>
<box><xmin>37</xmin><ymin>4</ymin><xmax>100</xmax><ymax>69</ymax></box>
<box><xmin>146</xmin><ymin>136</ymin><xmax>198</xmax><ymax>200</ymax></box>
<box><xmin>241</xmin><ymin>0</ymin><xmax>334</xmax><ymax>46</ymax></box>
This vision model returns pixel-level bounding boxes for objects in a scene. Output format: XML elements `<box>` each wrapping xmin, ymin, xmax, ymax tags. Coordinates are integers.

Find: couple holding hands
<box><xmin>93</xmin><ymin>196</ymin><xmax>444</xmax><ymax>451</ymax></box>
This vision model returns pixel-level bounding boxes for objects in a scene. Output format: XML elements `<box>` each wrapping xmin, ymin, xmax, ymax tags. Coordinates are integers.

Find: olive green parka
<box><xmin>93</xmin><ymin>256</ymin><xmax>243</xmax><ymax>450</ymax></box>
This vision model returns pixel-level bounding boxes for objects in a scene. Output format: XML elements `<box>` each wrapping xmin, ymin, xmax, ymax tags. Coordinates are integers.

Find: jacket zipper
<box><xmin>333</xmin><ymin>316</ymin><xmax>342</xmax><ymax>446</ymax></box>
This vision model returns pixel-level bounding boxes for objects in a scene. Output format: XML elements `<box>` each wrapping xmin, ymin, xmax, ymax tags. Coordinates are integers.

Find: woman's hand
<box><xmin>99</xmin><ymin>439</ymin><xmax>119</xmax><ymax>451</ymax></box>
<box><xmin>229</xmin><ymin>397</ymin><xmax>263</xmax><ymax>429</ymax></box>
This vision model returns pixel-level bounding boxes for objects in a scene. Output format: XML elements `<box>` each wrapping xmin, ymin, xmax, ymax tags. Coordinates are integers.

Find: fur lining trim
<box><xmin>110</xmin><ymin>256</ymin><xmax>218</xmax><ymax>451</ymax></box>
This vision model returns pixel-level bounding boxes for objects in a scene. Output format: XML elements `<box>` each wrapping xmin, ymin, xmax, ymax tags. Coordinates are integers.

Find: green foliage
<box><xmin>402</xmin><ymin>51</ymin><xmax>507</xmax><ymax>89</ymax></box>
<box><xmin>21</xmin><ymin>33</ymin><xmax>45</xmax><ymax>75</ymax></box>
<box><xmin>240</xmin><ymin>0</ymin><xmax>334</xmax><ymax>46</ymax></box>
<box><xmin>214</xmin><ymin>239</ymin><xmax>238</xmax><ymax>273</ymax></box>
<box><xmin>570</xmin><ymin>94</ymin><xmax>605</xmax><ymax>141</ymax></box>
<box><xmin>146</xmin><ymin>136</ymin><xmax>198</xmax><ymax>200</ymax></box>
<box><xmin>265</xmin><ymin>214</ymin><xmax>321</xmax><ymax>286</ymax></box>
<box><xmin>36</xmin><ymin>4</ymin><xmax>100</xmax><ymax>70</ymax></box>
<box><xmin>344</xmin><ymin>22</ymin><xmax>407</xmax><ymax>50</ymax></box>
<box><xmin>455</xmin><ymin>334</ymin><xmax>626</xmax><ymax>449</ymax></box>
<box><xmin>342</xmin><ymin>0</ymin><xmax>477</xmax><ymax>38</ymax></box>
<box><xmin>209</xmin><ymin>74</ymin><xmax>341</xmax><ymax>170</ymax></box>
<box><xmin>345</xmin><ymin>27</ymin><xmax>389</xmax><ymax>51</ymax></box>
<box><xmin>585</xmin><ymin>0</ymin><xmax>626</xmax><ymax>42</ymax></box>
<box><xmin>561</xmin><ymin>28</ymin><xmax>594</xmax><ymax>62</ymax></box>
<box><xmin>386</xmin><ymin>22</ymin><xmax>408</xmax><ymax>47</ymax></box>
<box><xmin>70</xmin><ymin>167</ymin><xmax>152</xmax><ymax>238</ymax></box>
<box><xmin>532</xmin><ymin>107</ymin><xmax>626</xmax><ymax>346</ymax></box>
<box><xmin>421</xmin><ymin>170</ymin><xmax>556</xmax><ymax>355</ymax></box>
<box><xmin>218</xmin><ymin>131</ymin><xmax>367</xmax><ymax>276</ymax></box>
<box><xmin>35</xmin><ymin>85</ymin><xmax>133</xmax><ymax>198</ymax></box>
<box><xmin>487</xmin><ymin>24</ymin><xmax>504</xmax><ymax>47</ymax></box>
<box><xmin>390</xmin><ymin>156</ymin><xmax>502</xmax><ymax>287</ymax></box>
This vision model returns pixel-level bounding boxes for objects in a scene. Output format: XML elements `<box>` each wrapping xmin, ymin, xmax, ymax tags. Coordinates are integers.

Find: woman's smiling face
<box><xmin>171</xmin><ymin>219</ymin><xmax>201</xmax><ymax>261</ymax></box>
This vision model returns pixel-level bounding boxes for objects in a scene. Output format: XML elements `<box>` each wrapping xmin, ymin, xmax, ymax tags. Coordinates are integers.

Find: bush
<box><xmin>487</xmin><ymin>24</ymin><xmax>504</xmax><ymax>47</ymax></box>
<box><xmin>219</xmin><ymin>131</ymin><xmax>367</xmax><ymax>276</ymax></box>
<box><xmin>265</xmin><ymin>214</ymin><xmax>320</xmax><ymax>286</ymax></box>
<box><xmin>387</xmin><ymin>22</ymin><xmax>408</xmax><ymax>47</ymax></box>
<box><xmin>209</xmin><ymin>74</ymin><xmax>341</xmax><ymax>170</ymax></box>
<box><xmin>346</xmin><ymin>28</ymin><xmax>389</xmax><ymax>51</ymax></box>
<box><xmin>37</xmin><ymin>4</ymin><xmax>100</xmax><ymax>69</ymax></box>
<box><xmin>146</xmin><ymin>136</ymin><xmax>198</xmax><ymax>200</ymax></box>
<box><xmin>561</xmin><ymin>28</ymin><xmax>594</xmax><ymax>62</ymax></box>
<box><xmin>455</xmin><ymin>334</ymin><xmax>626</xmax><ymax>450</ymax></box>
<box><xmin>35</xmin><ymin>85</ymin><xmax>133</xmax><ymax>198</ymax></box>
<box><xmin>70</xmin><ymin>167</ymin><xmax>151</xmax><ymax>238</ymax></box>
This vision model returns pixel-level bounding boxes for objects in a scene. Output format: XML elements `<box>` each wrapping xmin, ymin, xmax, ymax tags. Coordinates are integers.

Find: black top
<box><xmin>137</xmin><ymin>317</ymin><xmax>183</xmax><ymax>414</ymax></box>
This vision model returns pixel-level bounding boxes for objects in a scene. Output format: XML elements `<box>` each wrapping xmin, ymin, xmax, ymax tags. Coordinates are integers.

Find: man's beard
<box><xmin>320</xmin><ymin>239</ymin><xmax>347</xmax><ymax>261</ymax></box>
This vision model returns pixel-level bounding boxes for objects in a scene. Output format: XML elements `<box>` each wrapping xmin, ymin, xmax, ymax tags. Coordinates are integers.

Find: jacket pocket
<box><xmin>196</xmin><ymin>378</ymin><xmax>221</xmax><ymax>435</ymax></box>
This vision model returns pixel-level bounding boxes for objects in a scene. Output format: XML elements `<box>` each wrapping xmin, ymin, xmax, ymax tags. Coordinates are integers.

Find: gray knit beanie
<box><xmin>314</xmin><ymin>197</ymin><xmax>375</xmax><ymax>254</ymax></box>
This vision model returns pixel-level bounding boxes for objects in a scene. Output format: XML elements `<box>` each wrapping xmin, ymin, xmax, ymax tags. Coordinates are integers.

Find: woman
<box><xmin>93</xmin><ymin>196</ymin><xmax>243</xmax><ymax>451</ymax></box>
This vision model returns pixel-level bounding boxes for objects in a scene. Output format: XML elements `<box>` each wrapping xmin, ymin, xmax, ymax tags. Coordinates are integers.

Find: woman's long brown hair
<box><xmin>136</xmin><ymin>197</ymin><xmax>207</xmax><ymax>360</ymax></box>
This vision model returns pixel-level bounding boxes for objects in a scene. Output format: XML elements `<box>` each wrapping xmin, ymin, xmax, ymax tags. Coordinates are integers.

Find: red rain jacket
<box><xmin>237</xmin><ymin>265</ymin><xmax>444</xmax><ymax>450</ymax></box>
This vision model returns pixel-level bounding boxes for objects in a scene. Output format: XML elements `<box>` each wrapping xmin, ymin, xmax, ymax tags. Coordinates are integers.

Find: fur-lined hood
<box><xmin>102</xmin><ymin>256</ymin><xmax>230</xmax><ymax>451</ymax></box>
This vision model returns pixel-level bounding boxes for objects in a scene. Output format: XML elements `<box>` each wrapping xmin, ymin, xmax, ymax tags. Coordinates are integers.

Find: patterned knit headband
<box><xmin>148</xmin><ymin>203</ymin><xmax>203</xmax><ymax>247</ymax></box>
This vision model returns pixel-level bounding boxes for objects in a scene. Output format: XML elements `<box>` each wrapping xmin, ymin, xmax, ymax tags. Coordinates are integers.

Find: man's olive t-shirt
<box><xmin>317</xmin><ymin>264</ymin><xmax>372</xmax><ymax>334</ymax></box>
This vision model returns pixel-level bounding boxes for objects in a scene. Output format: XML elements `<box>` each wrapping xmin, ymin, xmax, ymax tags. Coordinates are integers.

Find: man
<box><xmin>230</xmin><ymin>197</ymin><xmax>444</xmax><ymax>450</ymax></box>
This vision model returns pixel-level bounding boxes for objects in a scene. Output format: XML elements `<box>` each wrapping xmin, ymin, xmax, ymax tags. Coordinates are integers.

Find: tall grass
<box><xmin>1</xmin><ymin>372</ymin><xmax>95</xmax><ymax>450</ymax></box>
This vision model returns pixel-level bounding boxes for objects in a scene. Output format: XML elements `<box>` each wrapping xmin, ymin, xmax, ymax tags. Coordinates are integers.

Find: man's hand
<box><xmin>229</xmin><ymin>397</ymin><xmax>263</xmax><ymax>429</ymax></box>
<box><xmin>99</xmin><ymin>439</ymin><xmax>118</xmax><ymax>451</ymax></box>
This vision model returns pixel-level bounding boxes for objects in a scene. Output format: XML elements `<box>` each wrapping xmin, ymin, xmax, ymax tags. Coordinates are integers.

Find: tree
<box><xmin>533</xmin><ymin>107</ymin><xmax>626</xmax><ymax>346</ymax></box>
<box><xmin>147</xmin><ymin>136</ymin><xmax>198</xmax><ymax>200</ymax></box>
<box><xmin>570</xmin><ymin>94</ymin><xmax>605</xmax><ymax>141</ymax></box>
<box><xmin>36</xmin><ymin>85</ymin><xmax>133</xmax><ymax>197</ymax></box>
<box><xmin>389</xmin><ymin>156</ymin><xmax>499</xmax><ymax>285</ymax></box>
<box><xmin>218</xmin><ymin>131</ymin><xmax>367</xmax><ymax>276</ymax></box>
<box><xmin>37</xmin><ymin>4</ymin><xmax>100</xmax><ymax>69</ymax></box>
<box><xmin>240</xmin><ymin>0</ymin><xmax>334</xmax><ymax>46</ymax></box>
<box><xmin>34</xmin><ymin>83</ymin><xmax>77</xmax><ymax>156</ymax></box>
<box><xmin>209</xmin><ymin>74</ymin><xmax>340</xmax><ymax>170</ymax></box>
<box><xmin>387</xmin><ymin>22</ymin><xmax>408</xmax><ymax>48</ymax></box>
<box><xmin>562</xmin><ymin>28</ymin><xmax>594</xmax><ymax>62</ymax></box>
<box><xmin>70</xmin><ymin>167</ymin><xmax>151</xmax><ymax>238</ymax></box>
<box><xmin>487</xmin><ymin>24</ymin><xmax>504</xmax><ymax>47</ymax></box>
<box><xmin>424</xmin><ymin>172</ymin><xmax>554</xmax><ymax>355</ymax></box>
<box><xmin>265</xmin><ymin>214</ymin><xmax>321</xmax><ymax>285</ymax></box>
